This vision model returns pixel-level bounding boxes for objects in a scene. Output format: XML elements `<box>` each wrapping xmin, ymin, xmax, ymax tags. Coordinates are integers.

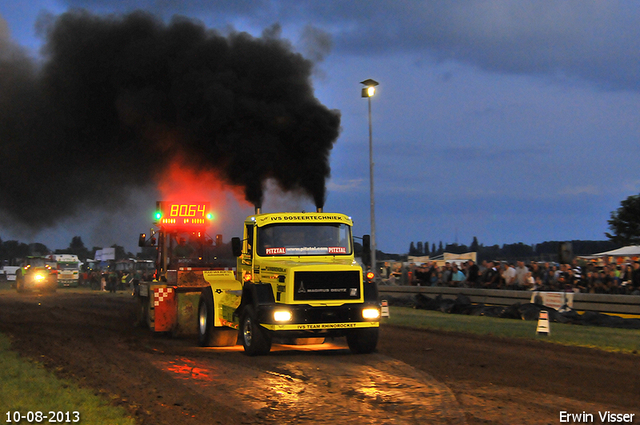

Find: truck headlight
<box><xmin>273</xmin><ymin>310</ymin><xmax>292</xmax><ymax>322</ymax></box>
<box><xmin>362</xmin><ymin>308</ymin><xmax>380</xmax><ymax>320</ymax></box>
<box><xmin>34</xmin><ymin>274</ymin><xmax>45</xmax><ymax>282</ymax></box>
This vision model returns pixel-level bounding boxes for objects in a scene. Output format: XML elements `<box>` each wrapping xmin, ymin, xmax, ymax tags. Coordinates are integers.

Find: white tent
<box><xmin>591</xmin><ymin>245</ymin><xmax>640</xmax><ymax>257</ymax></box>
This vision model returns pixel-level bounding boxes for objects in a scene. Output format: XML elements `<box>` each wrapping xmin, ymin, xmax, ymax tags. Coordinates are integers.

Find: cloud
<box><xmin>327</xmin><ymin>178</ymin><xmax>364</xmax><ymax>192</ymax></box>
<box><xmin>57</xmin><ymin>2</ymin><xmax>640</xmax><ymax>91</ymax></box>
<box><xmin>326</xmin><ymin>1</ymin><xmax>640</xmax><ymax>91</ymax></box>
<box><xmin>558</xmin><ymin>185</ymin><xmax>602</xmax><ymax>196</ymax></box>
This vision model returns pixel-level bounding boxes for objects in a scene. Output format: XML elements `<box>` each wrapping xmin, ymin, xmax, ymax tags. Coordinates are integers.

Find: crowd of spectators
<box><xmin>84</xmin><ymin>269</ymin><xmax>146</xmax><ymax>292</ymax></box>
<box><xmin>385</xmin><ymin>259</ymin><xmax>640</xmax><ymax>295</ymax></box>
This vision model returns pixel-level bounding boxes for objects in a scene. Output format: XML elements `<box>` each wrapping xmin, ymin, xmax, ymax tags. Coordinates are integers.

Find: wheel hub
<box><xmin>243</xmin><ymin>317</ymin><xmax>253</xmax><ymax>346</ymax></box>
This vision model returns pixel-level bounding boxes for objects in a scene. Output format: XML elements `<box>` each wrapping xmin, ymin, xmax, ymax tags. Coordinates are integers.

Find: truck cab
<box><xmin>198</xmin><ymin>212</ymin><xmax>380</xmax><ymax>355</ymax></box>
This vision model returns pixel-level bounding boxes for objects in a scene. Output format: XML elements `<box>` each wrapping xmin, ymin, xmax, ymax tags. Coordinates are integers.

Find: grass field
<box><xmin>384</xmin><ymin>306</ymin><xmax>640</xmax><ymax>354</ymax></box>
<box><xmin>0</xmin><ymin>332</ymin><xmax>135</xmax><ymax>424</ymax></box>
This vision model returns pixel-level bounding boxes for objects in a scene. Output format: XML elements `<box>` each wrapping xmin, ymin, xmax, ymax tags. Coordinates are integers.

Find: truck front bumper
<box><xmin>256</xmin><ymin>303</ymin><xmax>380</xmax><ymax>332</ymax></box>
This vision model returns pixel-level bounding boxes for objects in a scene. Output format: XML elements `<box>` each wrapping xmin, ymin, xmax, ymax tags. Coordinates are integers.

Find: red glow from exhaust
<box><xmin>155</xmin><ymin>155</ymin><xmax>251</xmax><ymax>226</ymax></box>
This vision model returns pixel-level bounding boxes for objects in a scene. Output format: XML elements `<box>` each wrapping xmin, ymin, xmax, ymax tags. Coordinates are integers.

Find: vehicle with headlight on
<box><xmin>197</xmin><ymin>210</ymin><xmax>380</xmax><ymax>356</ymax></box>
<box><xmin>15</xmin><ymin>256</ymin><xmax>57</xmax><ymax>293</ymax></box>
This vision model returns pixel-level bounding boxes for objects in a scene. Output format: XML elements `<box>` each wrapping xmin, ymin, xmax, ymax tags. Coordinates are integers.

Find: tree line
<box><xmin>400</xmin><ymin>190</ymin><xmax>640</xmax><ymax>264</ymax></box>
<box><xmin>0</xmin><ymin>236</ymin><xmax>135</xmax><ymax>265</ymax></box>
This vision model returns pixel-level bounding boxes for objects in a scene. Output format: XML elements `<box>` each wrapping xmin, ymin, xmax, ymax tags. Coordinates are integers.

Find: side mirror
<box><xmin>231</xmin><ymin>237</ymin><xmax>242</xmax><ymax>257</ymax></box>
<box><xmin>362</xmin><ymin>234</ymin><xmax>371</xmax><ymax>268</ymax></box>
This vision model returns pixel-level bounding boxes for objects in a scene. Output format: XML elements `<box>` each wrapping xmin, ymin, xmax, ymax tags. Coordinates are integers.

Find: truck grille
<box><xmin>293</xmin><ymin>271</ymin><xmax>360</xmax><ymax>301</ymax></box>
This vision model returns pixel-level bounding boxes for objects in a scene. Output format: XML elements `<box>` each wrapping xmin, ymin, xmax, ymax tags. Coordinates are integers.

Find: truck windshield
<box><xmin>257</xmin><ymin>223</ymin><xmax>352</xmax><ymax>256</ymax></box>
<box><xmin>28</xmin><ymin>258</ymin><xmax>46</xmax><ymax>268</ymax></box>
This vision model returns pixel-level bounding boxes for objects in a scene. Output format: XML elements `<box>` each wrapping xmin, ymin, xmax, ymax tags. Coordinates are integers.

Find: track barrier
<box><xmin>378</xmin><ymin>285</ymin><xmax>640</xmax><ymax>329</ymax></box>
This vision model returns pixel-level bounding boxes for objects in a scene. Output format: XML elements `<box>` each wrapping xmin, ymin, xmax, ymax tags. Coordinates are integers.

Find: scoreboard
<box><xmin>155</xmin><ymin>202</ymin><xmax>213</xmax><ymax>228</ymax></box>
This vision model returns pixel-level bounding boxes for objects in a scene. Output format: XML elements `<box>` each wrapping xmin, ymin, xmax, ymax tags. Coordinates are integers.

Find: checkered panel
<box><xmin>154</xmin><ymin>287</ymin><xmax>174</xmax><ymax>307</ymax></box>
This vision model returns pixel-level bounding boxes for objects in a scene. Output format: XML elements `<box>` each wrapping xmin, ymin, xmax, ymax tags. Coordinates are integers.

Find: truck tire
<box><xmin>135</xmin><ymin>296</ymin><xmax>149</xmax><ymax>329</ymax></box>
<box><xmin>197</xmin><ymin>288</ymin><xmax>237</xmax><ymax>347</ymax></box>
<box><xmin>346</xmin><ymin>328</ymin><xmax>379</xmax><ymax>354</ymax></box>
<box><xmin>15</xmin><ymin>272</ymin><xmax>25</xmax><ymax>293</ymax></box>
<box><xmin>198</xmin><ymin>288</ymin><xmax>215</xmax><ymax>346</ymax></box>
<box><xmin>240</xmin><ymin>305</ymin><xmax>271</xmax><ymax>356</ymax></box>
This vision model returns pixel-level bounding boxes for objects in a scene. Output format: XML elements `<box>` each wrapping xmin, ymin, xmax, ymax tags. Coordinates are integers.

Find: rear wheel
<box><xmin>240</xmin><ymin>305</ymin><xmax>271</xmax><ymax>356</ymax></box>
<box><xmin>346</xmin><ymin>328</ymin><xmax>379</xmax><ymax>354</ymax></box>
<box><xmin>198</xmin><ymin>288</ymin><xmax>215</xmax><ymax>346</ymax></box>
<box><xmin>135</xmin><ymin>296</ymin><xmax>149</xmax><ymax>328</ymax></box>
<box><xmin>15</xmin><ymin>273</ymin><xmax>29</xmax><ymax>293</ymax></box>
<box><xmin>197</xmin><ymin>288</ymin><xmax>238</xmax><ymax>347</ymax></box>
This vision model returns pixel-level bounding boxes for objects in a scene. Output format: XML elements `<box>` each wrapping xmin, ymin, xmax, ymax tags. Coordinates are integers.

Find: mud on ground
<box><xmin>0</xmin><ymin>288</ymin><xmax>638</xmax><ymax>424</ymax></box>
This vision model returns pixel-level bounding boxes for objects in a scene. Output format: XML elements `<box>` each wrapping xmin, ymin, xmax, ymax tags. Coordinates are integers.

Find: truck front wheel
<box><xmin>240</xmin><ymin>306</ymin><xmax>271</xmax><ymax>356</ymax></box>
<box><xmin>346</xmin><ymin>328</ymin><xmax>379</xmax><ymax>354</ymax></box>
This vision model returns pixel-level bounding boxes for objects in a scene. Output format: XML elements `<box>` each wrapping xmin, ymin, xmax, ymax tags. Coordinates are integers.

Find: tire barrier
<box><xmin>384</xmin><ymin>293</ymin><xmax>640</xmax><ymax>330</ymax></box>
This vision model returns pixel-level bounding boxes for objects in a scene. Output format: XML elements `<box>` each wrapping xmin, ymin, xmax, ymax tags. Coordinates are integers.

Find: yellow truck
<box><xmin>136</xmin><ymin>203</ymin><xmax>379</xmax><ymax>356</ymax></box>
<box><xmin>197</xmin><ymin>211</ymin><xmax>380</xmax><ymax>355</ymax></box>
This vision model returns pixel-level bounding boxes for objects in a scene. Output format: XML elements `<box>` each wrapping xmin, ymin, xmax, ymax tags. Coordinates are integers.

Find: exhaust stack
<box><xmin>316</xmin><ymin>207</ymin><xmax>323</xmax><ymax>213</ymax></box>
<box><xmin>255</xmin><ymin>206</ymin><xmax>261</xmax><ymax>215</ymax></box>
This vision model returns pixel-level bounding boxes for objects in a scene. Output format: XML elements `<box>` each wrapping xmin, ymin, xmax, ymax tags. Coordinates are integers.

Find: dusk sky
<box><xmin>1</xmin><ymin>1</ymin><xmax>639</xmax><ymax>255</ymax></box>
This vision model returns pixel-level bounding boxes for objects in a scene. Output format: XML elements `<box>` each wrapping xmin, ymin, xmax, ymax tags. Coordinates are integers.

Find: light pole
<box><xmin>361</xmin><ymin>78</ymin><xmax>378</xmax><ymax>277</ymax></box>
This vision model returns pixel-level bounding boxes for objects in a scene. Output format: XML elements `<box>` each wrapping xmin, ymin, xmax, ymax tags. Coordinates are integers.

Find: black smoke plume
<box><xmin>0</xmin><ymin>10</ymin><xmax>340</xmax><ymax>228</ymax></box>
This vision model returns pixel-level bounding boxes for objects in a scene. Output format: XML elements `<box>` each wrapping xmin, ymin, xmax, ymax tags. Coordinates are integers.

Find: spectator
<box><xmin>543</xmin><ymin>263</ymin><xmax>557</xmax><ymax>290</ymax></box>
<box><xmin>108</xmin><ymin>269</ymin><xmax>117</xmax><ymax>293</ymax></box>
<box><xmin>632</xmin><ymin>262</ymin><xmax>640</xmax><ymax>295</ymax></box>
<box><xmin>584</xmin><ymin>271</ymin><xmax>597</xmax><ymax>293</ymax></box>
<box><xmin>608</xmin><ymin>268</ymin><xmax>622</xmax><ymax>294</ymax></box>
<box><xmin>515</xmin><ymin>261</ymin><xmax>528</xmax><ymax>289</ymax></box>
<box><xmin>430</xmin><ymin>265</ymin><xmax>441</xmax><ymax>286</ymax></box>
<box><xmin>530</xmin><ymin>262</ymin><xmax>544</xmax><ymax>282</ymax></box>
<box><xmin>414</xmin><ymin>263</ymin><xmax>429</xmax><ymax>286</ymax></box>
<box><xmin>502</xmin><ymin>262</ymin><xmax>517</xmax><ymax>290</ymax></box>
<box><xmin>459</xmin><ymin>261</ymin><xmax>468</xmax><ymax>279</ymax></box>
<box><xmin>481</xmin><ymin>261</ymin><xmax>500</xmax><ymax>289</ymax></box>
<box><xmin>451</xmin><ymin>264</ymin><xmax>465</xmax><ymax>286</ymax></box>
<box><xmin>441</xmin><ymin>262</ymin><xmax>453</xmax><ymax>286</ymax></box>
<box><xmin>620</xmin><ymin>264</ymin><xmax>633</xmax><ymax>294</ymax></box>
<box><xmin>571</xmin><ymin>259</ymin><xmax>583</xmax><ymax>290</ymax></box>
<box><xmin>592</xmin><ymin>271</ymin><xmax>607</xmax><ymax>293</ymax></box>
<box><xmin>466</xmin><ymin>260</ymin><xmax>480</xmax><ymax>287</ymax></box>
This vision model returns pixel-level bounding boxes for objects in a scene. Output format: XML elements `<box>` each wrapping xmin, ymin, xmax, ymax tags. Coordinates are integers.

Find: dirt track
<box><xmin>0</xmin><ymin>287</ymin><xmax>638</xmax><ymax>424</ymax></box>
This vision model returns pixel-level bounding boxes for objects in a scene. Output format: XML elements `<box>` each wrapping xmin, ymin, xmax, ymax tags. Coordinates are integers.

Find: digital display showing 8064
<box><xmin>155</xmin><ymin>201</ymin><xmax>212</xmax><ymax>227</ymax></box>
